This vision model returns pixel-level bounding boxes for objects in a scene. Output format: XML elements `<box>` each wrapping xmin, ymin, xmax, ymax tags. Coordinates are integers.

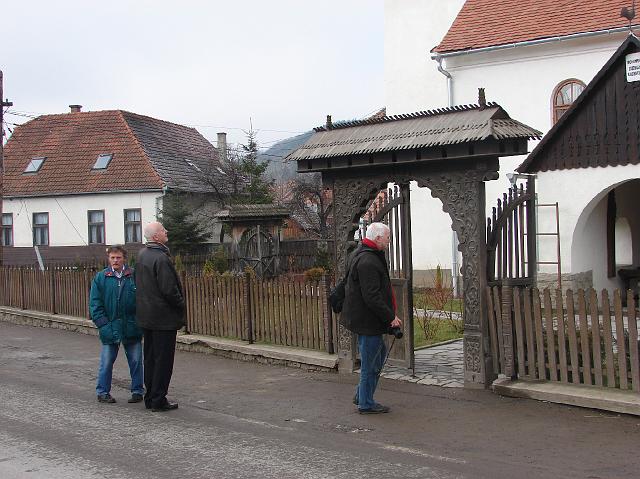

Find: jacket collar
<box><xmin>146</xmin><ymin>241</ymin><xmax>171</xmax><ymax>256</ymax></box>
<box><xmin>104</xmin><ymin>266</ymin><xmax>132</xmax><ymax>277</ymax></box>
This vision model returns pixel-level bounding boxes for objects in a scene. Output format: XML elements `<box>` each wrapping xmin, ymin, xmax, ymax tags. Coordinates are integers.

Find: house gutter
<box><xmin>434</xmin><ymin>56</ymin><xmax>460</xmax><ymax>297</ymax></box>
<box><xmin>430</xmin><ymin>26</ymin><xmax>639</xmax><ymax>60</ymax></box>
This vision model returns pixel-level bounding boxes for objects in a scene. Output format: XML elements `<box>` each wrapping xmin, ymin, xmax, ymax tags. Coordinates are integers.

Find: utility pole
<box><xmin>0</xmin><ymin>70</ymin><xmax>14</xmax><ymax>266</ymax></box>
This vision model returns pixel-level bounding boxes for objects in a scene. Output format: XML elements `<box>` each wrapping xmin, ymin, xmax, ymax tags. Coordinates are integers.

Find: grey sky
<box><xmin>2</xmin><ymin>0</ymin><xmax>384</xmax><ymax>152</ymax></box>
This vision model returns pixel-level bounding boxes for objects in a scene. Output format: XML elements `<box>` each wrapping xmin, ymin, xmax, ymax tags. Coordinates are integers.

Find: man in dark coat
<box><xmin>342</xmin><ymin>222</ymin><xmax>402</xmax><ymax>414</ymax></box>
<box><xmin>135</xmin><ymin>221</ymin><xmax>185</xmax><ymax>412</ymax></box>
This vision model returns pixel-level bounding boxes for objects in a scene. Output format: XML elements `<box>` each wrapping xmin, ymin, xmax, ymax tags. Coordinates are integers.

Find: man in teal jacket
<box><xmin>90</xmin><ymin>245</ymin><xmax>143</xmax><ymax>404</ymax></box>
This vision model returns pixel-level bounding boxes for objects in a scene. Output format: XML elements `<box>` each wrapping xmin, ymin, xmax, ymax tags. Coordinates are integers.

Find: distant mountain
<box><xmin>259</xmin><ymin>131</ymin><xmax>313</xmax><ymax>183</ymax></box>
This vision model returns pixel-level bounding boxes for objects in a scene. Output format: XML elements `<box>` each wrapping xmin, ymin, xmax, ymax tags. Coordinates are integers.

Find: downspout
<box><xmin>434</xmin><ymin>55</ymin><xmax>460</xmax><ymax>297</ymax></box>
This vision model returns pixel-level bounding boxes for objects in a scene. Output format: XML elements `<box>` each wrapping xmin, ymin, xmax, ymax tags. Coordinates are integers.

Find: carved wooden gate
<box><xmin>239</xmin><ymin>226</ymin><xmax>278</xmax><ymax>277</ymax></box>
<box><xmin>361</xmin><ymin>184</ymin><xmax>414</xmax><ymax>369</ymax></box>
<box><xmin>486</xmin><ymin>176</ymin><xmax>537</xmax><ymax>377</ymax></box>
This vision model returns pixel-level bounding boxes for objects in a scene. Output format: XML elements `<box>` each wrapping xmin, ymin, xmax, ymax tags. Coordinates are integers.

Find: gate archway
<box><xmin>288</xmin><ymin>102</ymin><xmax>541</xmax><ymax>387</ymax></box>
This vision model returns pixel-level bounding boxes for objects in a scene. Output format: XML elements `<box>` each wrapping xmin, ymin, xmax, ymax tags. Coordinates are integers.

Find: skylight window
<box><xmin>92</xmin><ymin>154</ymin><xmax>113</xmax><ymax>170</ymax></box>
<box><xmin>184</xmin><ymin>159</ymin><xmax>202</xmax><ymax>172</ymax></box>
<box><xmin>24</xmin><ymin>157</ymin><xmax>46</xmax><ymax>173</ymax></box>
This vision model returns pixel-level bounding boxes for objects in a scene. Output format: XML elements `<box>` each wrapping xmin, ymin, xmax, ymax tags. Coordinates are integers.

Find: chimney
<box><xmin>326</xmin><ymin>114</ymin><xmax>333</xmax><ymax>129</ymax></box>
<box><xmin>217</xmin><ymin>132</ymin><xmax>227</xmax><ymax>162</ymax></box>
<box><xmin>478</xmin><ymin>88</ymin><xmax>487</xmax><ymax>110</ymax></box>
<box><xmin>69</xmin><ymin>104</ymin><xmax>82</xmax><ymax>113</ymax></box>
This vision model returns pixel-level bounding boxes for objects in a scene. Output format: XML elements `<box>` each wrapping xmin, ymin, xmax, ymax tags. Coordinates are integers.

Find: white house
<box><xmin>384</xmin><ymin>0</ymin><xmax>640</xmax><ymax>291</ymax></box>
<box><xmin>1</xmin><ymin>106</ymin><xmax>227</xmax><ymax>265</ymax></box>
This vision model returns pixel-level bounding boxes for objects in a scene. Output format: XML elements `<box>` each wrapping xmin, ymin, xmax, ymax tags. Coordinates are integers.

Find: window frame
<box><xmin>24</xmin><ymin>157</ymin><xmax>46</xmax><ymax>174</ymax></box>
<box><xmin>92</xmin><ymin>153</ymin><xmax>113</xmax><ymax>170</ymax></box>
<box><xmin>32</xmin><ymin>212</ymin><xmax>49</xmax><ymax>246</ymax></box>
<box><xmin>1</xmin><ymin>213</ymin><xmax>13</xmax><ymax>247</ymax></box>
<box><xmin>87</xmin><ymin>209</ymin><xmax>106</xmax><ymax>245</ymax></box>
<box><xmin>124</xmin><ymin>208</ymin><xmax>142</xmax><ymax>244</ymax></box>
<box><xmin>551</xmin><ymin>78</ymin><xmax>586</xmax><ymax>124</ymax></box>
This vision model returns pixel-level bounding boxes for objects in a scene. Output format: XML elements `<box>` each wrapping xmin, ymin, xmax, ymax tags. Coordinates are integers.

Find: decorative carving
<box><xmin>412</xmin><ymin>168</ymin><xmax>487</xmax><ymax>329</ymax></box>
<box><xmin>464</xmin><ymin>334</ymin><xmax>482</xmax><ymax>373</ymax></box>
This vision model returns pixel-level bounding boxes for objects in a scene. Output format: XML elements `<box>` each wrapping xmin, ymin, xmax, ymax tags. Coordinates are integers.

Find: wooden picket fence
<box><xmin>0</xmin><ymin>267</ymin><xmax>336</xmax><ymax>353</ymax></box>
<box><xmin>183</xmin><ymin>274</ymin><xmax>334</xmax><ymax>352</ymax></box>
<box><xmin>0</xmin><ymin>267</ymin><xmax>92</xmax><ymax>318</ymax></box>
<box><xmin>487</xmin><ymin>286</ymin><xmax>640</xmax><ymax>391</ymax></box>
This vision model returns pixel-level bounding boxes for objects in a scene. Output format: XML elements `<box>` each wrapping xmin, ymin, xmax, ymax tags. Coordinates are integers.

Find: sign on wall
<box><xmin>626</xmin><ymin>53</ymin><xmax>640</xmax><ymax>82</ymax></box>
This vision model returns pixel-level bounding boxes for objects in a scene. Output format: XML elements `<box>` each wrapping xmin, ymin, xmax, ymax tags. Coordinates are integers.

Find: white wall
<box><xmin>384</xmin><ymin>0</ymin><xmax>464</xmax><ymax>114</ymax></box>
<box><xmin>535</xmin><ymin>166</ymin><xmax>640</xmax><ymax>291</ymax></box>
<box><xmin>3</xmin><ymin>191</ymin><xmax>162</xmax><ymax>247</ymax></box>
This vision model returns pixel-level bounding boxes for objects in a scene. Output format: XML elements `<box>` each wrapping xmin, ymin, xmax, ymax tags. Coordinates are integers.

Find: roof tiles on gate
<box><xmin>433</xmin><ymin>0</ymin><xmax>640</xmax><ymax>54</ymax></box>
<box><xmin>3</xmin><ymin>110</ymin><xmax>226</xmax><ymax>197</ymax></box>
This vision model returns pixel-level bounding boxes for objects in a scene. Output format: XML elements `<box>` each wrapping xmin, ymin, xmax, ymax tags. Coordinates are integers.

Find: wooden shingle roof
<box><xmin>287</xmin><ymin>104</ymin><xmax>541</xmax><ymax>161</ymax></box>
<box><xmin>3</xmin><ymin>110</ymin><xmax>225</xmax><ymax>197</ymax></box>
<box><xmin>434</xmin><ymin>0</ymin><xmax>640</xmax><ymax>54</ymax></box>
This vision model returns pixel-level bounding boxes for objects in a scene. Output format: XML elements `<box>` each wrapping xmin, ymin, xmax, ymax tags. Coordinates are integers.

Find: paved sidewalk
<box><xmin>381</xmin><ymin>339</ymin><xmax>464</xmax><ymax>388</ymax></box>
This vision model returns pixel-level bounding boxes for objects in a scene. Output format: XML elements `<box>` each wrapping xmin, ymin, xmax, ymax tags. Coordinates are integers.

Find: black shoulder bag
<box><xmin>329</xmin><ymin>251</ymin><xmax>366</xmax><ymax>314</ymax></box>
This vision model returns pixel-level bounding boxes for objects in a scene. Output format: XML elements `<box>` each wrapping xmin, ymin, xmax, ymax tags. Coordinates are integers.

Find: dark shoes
<box><xmin>358</xmin><ymin>403</ymin><xmax>390</xmax><ymax>414</ymax></box>
<box><xmin>152</xmin><ymin>402</ymin><xmax>179</xmax><ymax>412</ymax></box>
<box><xmin>97</xmin><ymin>394</ymin><xmax>116</xmax><ymax>404</ymax></box>
<box><xmin>128</xmin><ymin>393</ymin><xmax>144</xmax><ymax>403</ymax></box>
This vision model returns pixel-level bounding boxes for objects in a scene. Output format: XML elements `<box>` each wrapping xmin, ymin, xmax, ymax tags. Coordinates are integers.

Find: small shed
<box><xmin>216</xmin><ymin>204</ymin><xmax>290</xmax><ymax>277</ymax></box>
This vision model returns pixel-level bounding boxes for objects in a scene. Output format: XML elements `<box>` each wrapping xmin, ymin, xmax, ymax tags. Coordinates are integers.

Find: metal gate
<box><xmin>361</xmin><ymin>183</ymin><xmax>414</xmax><ymax>369</ymax></box>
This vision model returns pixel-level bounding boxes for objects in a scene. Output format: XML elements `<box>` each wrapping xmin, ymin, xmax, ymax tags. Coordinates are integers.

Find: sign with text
<box><xmin>626</xmin><ymin>52</ymin><xmax>640</xmax><ymax>82</ymax></box>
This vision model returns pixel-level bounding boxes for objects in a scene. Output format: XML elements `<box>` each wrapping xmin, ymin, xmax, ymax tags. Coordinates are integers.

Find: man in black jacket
<box><xmin>135</xmin><ymin>222</ymin><xmax>185</xmax><ymax>412</ymax></box>
<box><xmin>342</xmin><ymin>222</ymin><xmax>402</xmax><ymax>414</ymax></box>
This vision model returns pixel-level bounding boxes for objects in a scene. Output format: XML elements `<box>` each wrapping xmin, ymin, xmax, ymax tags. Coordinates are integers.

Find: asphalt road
<box><xmin>1</xmin><ymin>321</ymin><xmax>639</xmax><ymax>479</ymax></box>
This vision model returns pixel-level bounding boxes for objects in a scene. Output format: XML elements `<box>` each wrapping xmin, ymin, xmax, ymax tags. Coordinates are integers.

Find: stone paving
<box><xmin>381</xmin><ymin>339</ymin><xmax>464</xmax><ymax>388</ymax></box>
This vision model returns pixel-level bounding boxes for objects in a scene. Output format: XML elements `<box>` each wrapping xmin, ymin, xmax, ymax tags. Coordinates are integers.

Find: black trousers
<box><xmin>142</xmin><ymin>328</ymin><xmax>177</xmax><ymax>408</ymax></box>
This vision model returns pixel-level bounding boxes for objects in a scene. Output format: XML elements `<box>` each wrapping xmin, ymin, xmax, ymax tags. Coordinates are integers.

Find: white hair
<box><xmin>365</xmin><ymin>222</ymin><xmax>389</xmax><ymax>241</ymax></box>
<box><xmin>143</xmin><ymin>222</ymin><xmax>163</xmax><ymax>241</ymax></box>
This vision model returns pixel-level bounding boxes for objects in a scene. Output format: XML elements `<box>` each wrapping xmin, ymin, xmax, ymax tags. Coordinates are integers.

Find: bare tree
<box><xmin>278</xmin><ymin>173</ymin><xmax>332</xmax><ymax>239</ymax></box>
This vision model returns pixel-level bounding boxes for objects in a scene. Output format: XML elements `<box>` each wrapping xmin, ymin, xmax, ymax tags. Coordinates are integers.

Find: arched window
<box><xmin>552</xmin><ymin>79</ymin><xmax>586</xmax><ymax>123</ymax></box>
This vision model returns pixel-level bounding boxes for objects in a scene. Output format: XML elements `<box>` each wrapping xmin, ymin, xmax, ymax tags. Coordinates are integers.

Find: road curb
<box><xmin>0</xmin><ymin>306</ymin><xmax>338</xmax><ymax>373</ymax></box>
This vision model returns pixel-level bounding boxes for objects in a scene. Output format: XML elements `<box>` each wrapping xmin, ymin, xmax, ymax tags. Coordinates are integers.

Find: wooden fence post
<box><xmin>244</xmin><ymin>271</ymin><xmax>254</xmax><ymax>344</ymax></box>
<box><xmin>49</xmin><ymin>269</ymin><xmax>56</xmax><ymax>314</ymax></box>
<box><xmin>321</xmin><ymin>275</ymin><xmax>334</xmax><ymax>354</ymax></box>
<box><xmin>501</xmin><ymin>282</ymin><xmax>515</xmax><ymax>378</ymax></box>
<box><xmin>180</xmin><ymin>270</ymin><xmax>189</xmax><ymax>334</ymax></box>
<box><xmin>19</xmin><ymin>268</ymin><xmax>26</xmax><ymax>310</ymax></box>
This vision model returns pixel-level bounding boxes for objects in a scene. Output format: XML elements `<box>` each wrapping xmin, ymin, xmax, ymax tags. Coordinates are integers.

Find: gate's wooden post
<box><xmin>501</xmin><ymin>281</ymin><xmax>515</xmax><ymax>378</ymax></box>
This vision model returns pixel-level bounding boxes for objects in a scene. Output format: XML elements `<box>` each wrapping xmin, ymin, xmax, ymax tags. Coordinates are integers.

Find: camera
<box><xmin>387</xmin><ymin>326</ymin><xmax>403</xmax><ymax>339</ymax></box>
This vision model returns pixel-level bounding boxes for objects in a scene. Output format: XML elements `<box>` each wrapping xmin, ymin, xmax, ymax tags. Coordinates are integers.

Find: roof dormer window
<box><xmin>24</xmin><ymin>157</ymin><xmax>46</xmax><ymax>173</ymax></box>
<box><xmin>92</xmin><ymin>153</ymin><xmax>113</xmax><ymax>170</ymax></box>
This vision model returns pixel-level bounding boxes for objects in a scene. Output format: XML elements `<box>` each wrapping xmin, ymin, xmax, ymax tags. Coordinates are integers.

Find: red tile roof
<box><xmin>3</xmin><ymin>110</ymin><xmax>222</xmax><ymax>197</ymax></box>
<box><xmin>433</xmin><ymin>0</ymin><xmax>640</xmax><ymax>54</ymax></box>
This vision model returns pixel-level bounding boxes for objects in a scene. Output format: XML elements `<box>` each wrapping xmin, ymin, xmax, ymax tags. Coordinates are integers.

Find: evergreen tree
<box><xmin>159</xmin><ymin>193</ymin><xmax>210</xmax><ymax>255</ymax></box>
<box><xmin>237</xmin><ymin>128</ymin><xmax>274</xmax><ymax>204</ymax></box>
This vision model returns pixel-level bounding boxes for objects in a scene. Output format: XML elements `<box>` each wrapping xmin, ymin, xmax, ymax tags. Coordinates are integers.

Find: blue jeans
<box><xmin>96</xmin><ymin>341</ymin><xmax>144</xmax><ymax>396</ymax></box>
<box><xmin>356</xmin><ymin>334</ymin><xmax>386</xmax><ymax>410</ymax></box>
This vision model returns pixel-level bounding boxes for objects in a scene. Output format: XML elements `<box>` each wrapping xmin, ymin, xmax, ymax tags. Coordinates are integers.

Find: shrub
<box><xmin>304</xmin><ymin>267</ymin><xmax>326</xmax><ymax>282</ymax></box>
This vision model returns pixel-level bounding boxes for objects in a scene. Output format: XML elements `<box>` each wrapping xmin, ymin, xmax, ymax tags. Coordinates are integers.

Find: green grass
<box><xmin>412</xmin><ymin>292</ymin><xmax>463</xmax><ymax>313</ymax></box>
<box><xmin>413</xmin><ymin>318</ymin><xmax>463</xmax><ymax>349</ymax></box>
